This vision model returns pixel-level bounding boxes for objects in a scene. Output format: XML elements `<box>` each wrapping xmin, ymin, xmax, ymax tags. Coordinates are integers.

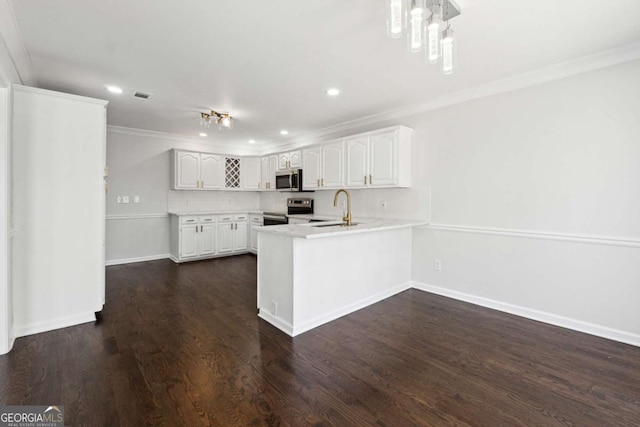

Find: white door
<box><xmin>345</xmin><ymin>137</ymin><xmax>369</xmax><ymax>187</ymax></box>
<box><xmin>289</xmin><ymin>150</ymin><xmax>302</xmax><ymax>168</ymax></box>
<box><xmin>175</xmin><ymin>151</ymin><xmax>200</xmax><ymax>189</ymax></box>
<box><xmin>242</xmin><ymin>157</ymin><xmax>261</xmax><ymax>190</ymax></box>
<box><xmin>302</xmin><ymin>146</ymin><xmax>321</xmax><ymax>189</ymax></box>
<box><xmin>233</xmin><ymin>222</ymin><xmax>248</xmax><ymax>251</ymax></box>
<box><xmin>322</xmin><ymin>141</ymin><xmax>345</xmax><ymax>188</ymax></box>
<box><xmin>369</xmin><ymin>131</ymin><xmax>396</xmax><ymax>186</ymax></box>
<box><xmin>180</xmin><ymin>225</ymin><xmax>198</xmax><ymax>258</ymax></box>
<box><xmin>198</xmin><ymin>223</ymin><xmax>216</xmax><ymax>255</ymax></box>
<box><xmin>200</xmin><ymin>154</ymin><xmax>222</xmax><ymax>190</ymax></box>
<box><xmin>217</xmin><ymin>223</ymin><xmax>233</xmax><ymax>253</ymax></box>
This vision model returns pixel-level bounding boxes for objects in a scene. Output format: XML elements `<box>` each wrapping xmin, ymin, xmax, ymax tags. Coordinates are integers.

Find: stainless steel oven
<box><xmin>262</xmin><ymin>212</ymin><xmax>288</xmax><ymax>226</ymax></box>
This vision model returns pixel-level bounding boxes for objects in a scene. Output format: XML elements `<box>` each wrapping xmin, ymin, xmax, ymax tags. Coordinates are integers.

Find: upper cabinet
<box><xmin>302</xmin><ymin>141</ymin><xmax>345</xmax><ymax>190</ymax></box>
<box><xmin>173</xmin><ymin>150</ymin><xmax>222</xmax><ymax>190</ymax></box>
<box><xmin>172</xmin><ymin>125</ymin><xmax>412</xmax><ymax>192</ymax></box>
<box><xmin>261</xmin><ymin>155</ymin><xmax>277</xmax><ymax>191</ymax></box>
<box><xmin>345</xmin><ymin>126</ymin><xmax>412</xmax><ymax>188</ymax></box>
<box><xmin>242</xmin><ymin>157</ymin><xmax>261</xmax><ymax>191</ymax></box>
<box><xmin>278</xmin><ymin>150</ymin><xmax>301</xmax><ymax>170</ymax></box>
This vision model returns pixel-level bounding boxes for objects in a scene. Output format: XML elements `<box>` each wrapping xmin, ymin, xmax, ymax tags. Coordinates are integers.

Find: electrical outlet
<box><xmin>271</xmin><ymin>301</ymin><xmax>278</xmax><ymax>316</ymax></box>
<box><xmin>434</xmin><ymin>259</ymin><xmax>442</xmax><ymax>271</ymax></box>
<box><xmin>381</xmin><ymin>200</ymin><xmax>388</xmax><ymax>210</ymax></box>
<box><xmin>116</xmin><ymin>196</ymin><xmax>123</xmax><ymax>203</ymax></box>
<box><xmin>133</xmin><ymin>195</ymin><xmax>140</xmax><ymax>203</ymax></box>
<box><xmin>122</xmin><ymin>196</ymin><xmax>130</xmax><ymax>204</ymax></box>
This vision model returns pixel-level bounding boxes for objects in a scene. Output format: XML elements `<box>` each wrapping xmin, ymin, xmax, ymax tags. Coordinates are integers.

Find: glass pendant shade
<box><xmin>441</xmin><ymin>27</ymin><xmax>456</xmax><ymax>75</ymax></box>
<box><xmin>386</xmin><ymin>0</ymin><xmax>407</xmax><ymax>39</ymax></box>
<box><xmin>427</xmin><ymin>18</ymin><xmax>440</xmax><ymax>63</ymax></box>
<box><xmin>408</xmin><ymin>2</ymin><xmax>425</xmax><ymax>53</ymax></box>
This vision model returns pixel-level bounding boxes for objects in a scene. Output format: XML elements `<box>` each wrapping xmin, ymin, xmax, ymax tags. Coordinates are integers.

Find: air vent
<box><xmin>133</xmin><ymin>91</ymin><xmax>153</xmax><ymax>100</ymax></box>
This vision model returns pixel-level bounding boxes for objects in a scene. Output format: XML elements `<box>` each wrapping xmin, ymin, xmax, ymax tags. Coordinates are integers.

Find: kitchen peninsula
<box><xmin>257</xmin><ymin>218</ymin><xmax>425</xmax><ymax>336</ymax></box>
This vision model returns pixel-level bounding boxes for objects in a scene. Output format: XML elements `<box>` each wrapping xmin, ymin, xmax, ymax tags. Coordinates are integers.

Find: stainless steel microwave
<box><xmin>275</xmin><ymin>169</ymin><xmax>303</xmax><ymax>191</ymax></box>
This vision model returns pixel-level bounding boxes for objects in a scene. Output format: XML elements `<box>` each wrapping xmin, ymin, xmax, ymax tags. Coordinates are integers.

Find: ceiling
<box><xmin>8</xmin><ymin>0</ymin><xmax>640</xmax><ymax>147</ymax></box>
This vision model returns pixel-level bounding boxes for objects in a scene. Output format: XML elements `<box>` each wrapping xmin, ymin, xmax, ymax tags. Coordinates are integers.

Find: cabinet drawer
<box><xmin>180</xmin><ymin>216</ymin><xmax>198</xmax><ymax>224</ymax></box>
<box><xmin>198</xmin><ymin>215</ymin><xmax>216</xmax><ymax>223</ymax></box>
<box><xmin>218</xmin><ymin>215</ymin><xmax>234</xmax><ymax>222</ymax></box>
<box><xmin>233</xmin><ymin>214</ymin><xmax>248</xmax><ymax>221</ymax></box>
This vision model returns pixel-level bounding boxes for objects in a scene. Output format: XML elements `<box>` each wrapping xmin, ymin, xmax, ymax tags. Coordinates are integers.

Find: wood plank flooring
<box><xmin>1</xmin><ymin>254</ymin><xmax>639</xmax><ymax>426</ymax></box>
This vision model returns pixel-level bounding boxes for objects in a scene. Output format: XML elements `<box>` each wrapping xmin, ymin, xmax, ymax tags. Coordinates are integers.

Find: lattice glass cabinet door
<box><xmin>225</xmin><ymin>157</ymin><xmax>241</xmax><ymax>189</ymax></box>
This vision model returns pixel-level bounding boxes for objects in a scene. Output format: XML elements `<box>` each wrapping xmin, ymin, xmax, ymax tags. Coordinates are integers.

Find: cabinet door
<box><xmin>242</xmin><ymin>157</ymin><xmax>261</xmax><ymax>190</ymax></box>
<box><xmin>302</xmin><ymin>146</ymin><xmax>321</xmax><ymax>189</ymax></box>
<box><xmin>322</xmin><ymin>141</ymin><xmax>345</xmax><ymax>188</ymax></box>
<box><xmin>289</xmin><ymin>150</ymin><xmax>301</xmax><ymax>168</ymax></box>
<box><xmin>201</xmin><ymin>154</ymin><xmax>222</xmax><ymax>190</ymax></box>
<box><xmin>268</xmin><ymin>156</ymin><xmax>278</xmax><ymax>188</ymax></box>
<box><xmin>345</xmin><ymin>137</ymin><xmax>369</xmax><ymax>187</ymax></box>
<box><xmin>234</xmin><ymin>222</ymin><xmax>248</xmax><ymax>251</ymax></box>
<box><xmin>217</xmin><ymin>223</ymin><xmax>233</xmax><ymax>253</ymax></box>
<box><xmin>250</xmin><ymin>226</ymin><xmax>259</xmax><ymax>252</ymax></box>
<box><xmin>180</xmin><ymin>225</ymin><xmax>198</xmax><ymax>258</ymax></box>
<box><xmin>198</xmin><ymin>223</ymin><xmax>216</xmax><ymax>255</ymax></box>
<box><xmin>277</xmin><ymin>153</ymin><xmax>290</xmax><ymax>170</ymax></box>
<box><xmin>260</xmin><ymin>157</ymin><xmax>271</xmax><ymax>190</ymax></box>
<box><xmin>175</xmin><ymin>151</ymin><xmax>200</xmax><ymax>189</ymax></box>
<box><xmin>369</xmin><ymin>131</ymin><xmax>396</xmax><ymax>186</ymax></box>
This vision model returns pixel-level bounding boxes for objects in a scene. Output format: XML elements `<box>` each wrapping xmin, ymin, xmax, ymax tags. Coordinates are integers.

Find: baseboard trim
<box><xmin>291</xmin><ymin>282</ymin><xmax>413</xmax><ymax>337</ymax></box>
<box><xmin>258</xmin><ymin>310</ymin><xmax>294</xmax><ymax>336</ymax></box>
<box><xmin>15</xmin><ymin>312</ymin><xmax>97</xmax><ymax>338</ymax></box>
<box><xmin>410</xmin><ymin>281</ymin><xmax>640</xmax><ymax>348</ymax></box>
<box><xmin>105</xmin><ymin>254</ymin><xmax>171</xmax><ymax>266</ymax></box>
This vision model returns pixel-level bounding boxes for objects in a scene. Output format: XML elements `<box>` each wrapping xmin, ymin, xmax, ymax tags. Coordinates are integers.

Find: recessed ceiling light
<box><xmin>199</xmin><ymin>132</ymin><xmax>207</xmax><ymax>137</ymax></box>
<box><xmin>326</xmin><ymin>88</ymin><xmax>340</xmax><ymax>96</ymax></box>
<box><xmin>105</xmin><ymin>85</ymin><xmax>123</xmax><ymax>94</ymax></box>
<box><xmin>280</xmin><ymin>130</ymin><xmax>289</xmax><ymax>135</ymax></box>
<box><xmin>248</xmin><ymin>139</ymin><xmax>256</xmax><ymax>144</ymax></box>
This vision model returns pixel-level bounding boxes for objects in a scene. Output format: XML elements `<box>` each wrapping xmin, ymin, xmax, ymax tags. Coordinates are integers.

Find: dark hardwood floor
<box><xmin>1</xmin><ymin>255</ymin><xmax>639</xmax><ymax>426</ymax></box>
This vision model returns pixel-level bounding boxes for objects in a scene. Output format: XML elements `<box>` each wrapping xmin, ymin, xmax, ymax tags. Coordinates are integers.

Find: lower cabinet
<box><xmin>170</xmin><ymin>213</ymin><xmax>249</xmax><ymax>263</ymax></box>
<box><xmin>249</xmin><ymin>214</ymin><xmax>263</xmax><ymax>253</ymax></box>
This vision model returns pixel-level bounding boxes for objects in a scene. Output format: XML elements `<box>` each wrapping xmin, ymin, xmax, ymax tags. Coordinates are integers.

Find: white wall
<box><xmin>0</xmin><ymin>86</ymin><xmax>12</xmax><ymax>354</ymax></box>
<box><xmin>411</xmin><ymin>59</ymin><xmax>640</xmax><ymax>345</ymax></box>
<box><xmin>105</xmin><ymin>130</ymin><xmax>261</xmax><ymax>264</ymax></box>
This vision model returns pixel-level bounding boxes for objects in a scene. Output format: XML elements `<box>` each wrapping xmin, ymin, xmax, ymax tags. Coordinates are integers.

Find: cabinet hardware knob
<box><xmin>321</xmin><ymin>178</ymin><xmax>324</xmax><ymax>187</ymax></box>
<box><xmin>369</xmin><ymin>174</ymin><xmax>372</xmax><ymax>185</ymax></box>
<box><xmin>364</xmin><ymin>176</ymin><xmax>366</xmax><ymax>185</ymax></box>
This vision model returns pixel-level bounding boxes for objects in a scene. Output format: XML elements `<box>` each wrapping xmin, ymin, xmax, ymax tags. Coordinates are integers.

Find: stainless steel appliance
<box><xmin>275</xmin><ymin>168</ymin><xmax>303</xmax><ymax>191</ymax></box>
<box><xmin>287</xmin><ymin>197</ymin><xmax>314</xmax><ymax>215</ymax></box>
<box><xmin>262</xmin><ymin>212</ymin><xmax>288</xmax><ymax>226</ymax></box>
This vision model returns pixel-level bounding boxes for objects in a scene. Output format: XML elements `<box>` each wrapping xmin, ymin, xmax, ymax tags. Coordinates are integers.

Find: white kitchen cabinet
<box><xmin>249</xmin><ymin>214</ymin><xmax>263</xmax><ymax>253</ymax></box>
<box><xmin>278</xmin><ymin>150</ymin><xmax>301</xmax><ymax>170</ymax></box>
<box><xmin>302</xmin><ymin>146</ymin><xmax>322</xmax><ymax>189</ymax></box>
<box><xmin>260</xmin><ymin>155</ymin><xmax>277</xmax><ymax>190</ymax></box>
<box><xmin>242</xmin><ymin>157</ymin><xmax>261</xmax><ymax>191</ymax></box>
<box><xmin>170</xmin><ymin>214</ymin><xmax>251</xmax><ymax>263</ymax></box>
<box><xmin>223</xmin><ymin>157</ymin><xmax>242</xmax><ymax>190</ymax></box>
<box><xmin>173</xmin><ymin>215</ymin><xmax>218</xmax><ymax>261</ymax></box>
<box><xmin>345</xmin><ymin>126</ymin><xmax>412</xmax><ymax>188</ymax></box>
<box><xmin>302</xmin><ymin>142</ymin><xmax>344</xmax><ymax>190</ymax></box>
<box><xmin>200</xmin><ymin>154</ymin><xmax>223</xmax><ymax>190</ymax></box>
<box><xmin>172</xmin><ymin>150</ymin><xmax>222</xmax><ymax>190</ymax></box>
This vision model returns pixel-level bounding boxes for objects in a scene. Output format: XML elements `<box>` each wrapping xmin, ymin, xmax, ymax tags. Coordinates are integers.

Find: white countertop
<box><xmin>258</xmin><ymin>218</ymin><xmax>428</xmax><ymax>239</ymax></box>
<box><xmin>168</xmin><ymin>210</ymin><xmax>264</xmax><ymax>216</ymax></box>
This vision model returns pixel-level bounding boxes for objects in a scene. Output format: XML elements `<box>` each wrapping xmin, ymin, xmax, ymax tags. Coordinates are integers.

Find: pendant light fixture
<box><xmin>386</xmin><ymin>0</ymin><xmax>461</xmax><ymax>75</ymax></box>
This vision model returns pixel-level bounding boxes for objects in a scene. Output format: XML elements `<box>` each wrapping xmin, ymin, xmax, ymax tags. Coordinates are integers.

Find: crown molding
<box><xmin>13</xmin><ymin>84</ymin><xmax>108</xmax><ymax>106</ymax></box>
<box><xmin>273</xmin><ymin>41</ymin><xmax>640</xmax><ymax>151</ymax></box>
<box><xmin>106</xmin><ymin>125</ymin><xmax>263</xmax><ymax>156</ymax></box>
<box><xmin>115</xmin><ymin>41</ymin><xmax>640</xmax><ymax>157</ymax></box>
<box><xmin>0</xmin><ymin>0</ymin><xmax>36</xmax><ymax>87</ymax></box>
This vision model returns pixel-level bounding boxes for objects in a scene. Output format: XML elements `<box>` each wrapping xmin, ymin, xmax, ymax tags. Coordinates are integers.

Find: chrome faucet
<box><xmin>333</xmin><ymin>189</ymin><xmax>352</xmax><ymax>226</ymax></box>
